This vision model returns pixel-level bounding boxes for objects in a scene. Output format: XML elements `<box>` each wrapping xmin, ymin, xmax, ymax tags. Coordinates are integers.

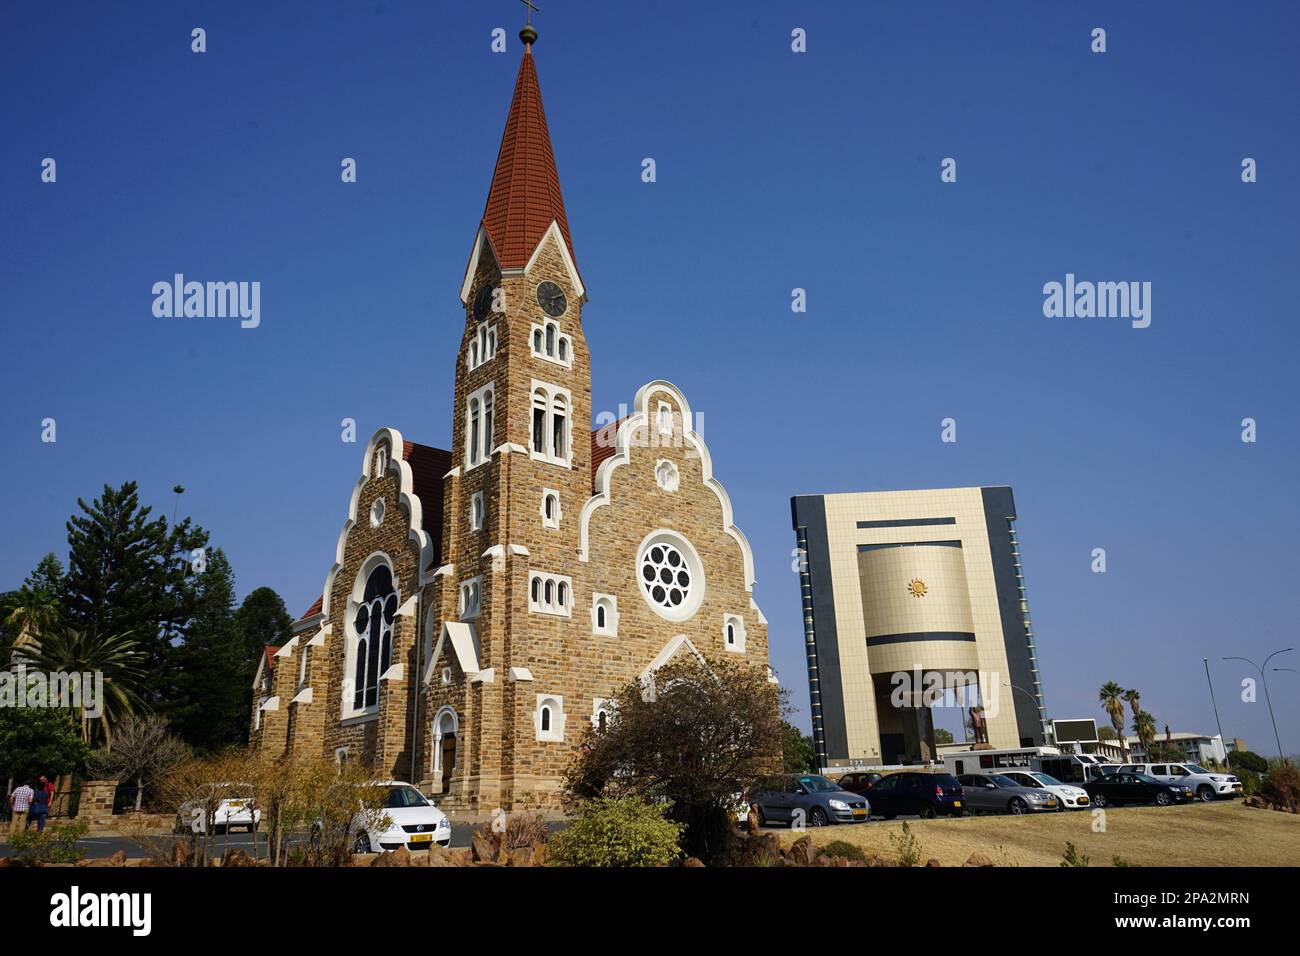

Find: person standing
<box><xmin>28</xmin><ymin>780</ymin><xmax>51</xmax><ymax>833</ymax></box>
<box><xmin>8</xmin><ymin>782</ymin><xmax>34</xmax><ymax>835</ymax></box>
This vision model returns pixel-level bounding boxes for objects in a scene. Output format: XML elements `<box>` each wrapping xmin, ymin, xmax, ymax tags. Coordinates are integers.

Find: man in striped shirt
<box><xmin>9</xmin><ymin>783</ymin><xmax>34</xmax><ymax>835</ymax></box>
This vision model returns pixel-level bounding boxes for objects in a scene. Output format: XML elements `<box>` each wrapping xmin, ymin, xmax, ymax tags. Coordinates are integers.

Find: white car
<box><xmin>999</xmin><ymin>770</ymin><xmax>1091</xmax><ymax>809</ymax></box>
<box><xmin>1119</xmin><ymin>763</ymin><xmax>1241</xmax><ymax>802</ymax></box>
<box><xmin>177</xmin><ymin>783</ymin><xmax>262</xmax><ymax>834</ymax></box>
<box><xmin>351</xmin><ymin>781</ymin><xmax>451</xmax><ymax>853</ymax></box>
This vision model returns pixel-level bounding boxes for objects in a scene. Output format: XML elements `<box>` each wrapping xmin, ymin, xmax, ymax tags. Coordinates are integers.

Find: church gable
<box><xmin>579</xmin><ymin>380</ymin><xmax>765</xmax><ymax>666</ymax></box>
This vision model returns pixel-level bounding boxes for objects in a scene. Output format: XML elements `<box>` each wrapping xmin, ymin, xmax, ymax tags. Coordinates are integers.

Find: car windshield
<box><xmin>382</xmin><ymin>786</ymin><xmax>429</xmax><ymax>808</ymax></box>
<box><xmin>798</xmin><ymin>775</ymin><xmax>840</xmax><ymax>793</ymax></box>
<box><xmin>1185</xmin><ymin>765</ymin><xmax>1210</xmax><ymax>774</ymax></box>
<box><xmin>1030</xmin><ymin>773</ymin><xmax>1064</xmax><ymax>786</ymax></box>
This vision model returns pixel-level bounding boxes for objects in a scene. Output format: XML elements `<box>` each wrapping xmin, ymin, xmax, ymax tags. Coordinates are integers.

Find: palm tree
<box><xmin>1099</xmin><ymin>681</ymin><xmax>1129</xmax><ymax>760</ymax></box>
<box><xmin>2</xmin><ymin>583</ymin><xmax>62</xmax><ymax>661</ymax></box>
<box><xmin>16</xmin><ymin>625</ymin><xmax>146</xmax><ymax>746</ymax></box>
<box><xmin>1132</xmin><ymin>710</ymin><xmax>1157</xmax><ymax>761</ymax></box>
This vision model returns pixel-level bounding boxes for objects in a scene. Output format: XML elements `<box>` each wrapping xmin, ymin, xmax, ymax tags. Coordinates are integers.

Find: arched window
<box><xmin>530</xmin><ymin>577</ymin><xmax>540</xmax><ymax>603</ymax></box>
<box><xmin>533</xmin><ymin>328</ymin><xmax>543</xmax><ymax>353</ymax></box>
<box><xmin>545</xmin><ymin>323</ymin><xmax>555</xmax><ymax>355</ymax></box>
<box><xmin>723</xmin><ymin>614</ymin><xmax>746</xmax><ymax>653</ymax></box>
<box><xmin>557</xmin><ymin>581</ymin><xmax>568</xmax><ymax>607</ymax></box>
<box><xmin>541</xmin><ymin>489</ymin><xmax>561</xmax><ymax>529</ymax></box>
<box><xmin>597</xmin><ymin>711</ymin><xmax>608</xmax><ymax>732</ymax></box>
<box><xmin>532</xmin><ymin>389</ymin><xmax>547</xmax><ymax>454</ymax></box>
<box><xmin>551</xmin><ymin>394</ymin><xmax>567</xmax><ymax>459</ymax></box>
<box><xmin>536</xmin><ymin>694</ymin><xmax>565</xmax><ymax>742</ymax></box>
<box><xmin>544</xmin><ymin>579</ymin><xmax>554</xmax><ymax>605</ymax></box>
<box><xmin>466</xmin><ymin>384</ymin><xmax>494</xmax><ymax>467</ymax></box>
<box><xmin>468</xmin><ymin>397</ymin><xmax>481</xmax><ymax>466</ymax></box>
<box><xmin>591</xmin><ymin>593</ymin><xmax>618</xmax><ymax>635</ymax></box>
<box><xmin>350</xmin><ymin>563</ymin><xmax>397</xmax><ymax>713</ymax></box>
<box><xmin>470</xmin><ymin>340</ymin><xmax>480</xmax><ymax>368</ymax></box>
<box><xmin>558</xmin><ymin>338</ymin><xmax>567</xmax><ymax>362</ymax></box>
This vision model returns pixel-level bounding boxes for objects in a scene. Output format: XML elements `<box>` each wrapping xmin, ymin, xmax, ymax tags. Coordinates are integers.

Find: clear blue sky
<box><xmin>2</xmin><ymin>1</ymin><xmax>1297</xmax><ymax>754</ymax></box>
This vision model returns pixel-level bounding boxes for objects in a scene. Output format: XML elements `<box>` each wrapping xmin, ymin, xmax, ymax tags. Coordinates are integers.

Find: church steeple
<box><xmin>478</xmin><ymin>35</ymin><xmax>578</xmax><ymax>277</ymax></box>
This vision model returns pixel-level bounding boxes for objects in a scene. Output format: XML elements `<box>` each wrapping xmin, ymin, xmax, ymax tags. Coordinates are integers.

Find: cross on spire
<box><xmin>519</xmin><ymin>0</ymin><xmax>539</xmax><ymax>45</ymax></box>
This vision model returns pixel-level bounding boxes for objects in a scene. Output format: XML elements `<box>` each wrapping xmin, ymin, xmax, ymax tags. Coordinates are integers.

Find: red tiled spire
<box><xmin>480</xmin><ymin>45</ymin><xmax>577</xmax><ymax>272</ymax></box>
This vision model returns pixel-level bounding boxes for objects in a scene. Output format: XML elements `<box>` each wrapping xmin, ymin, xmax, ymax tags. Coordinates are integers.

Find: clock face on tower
<box><xmin>536</xmin><ymin>281</ymin><xmax>567</xmax><ymax>318</ymax></box>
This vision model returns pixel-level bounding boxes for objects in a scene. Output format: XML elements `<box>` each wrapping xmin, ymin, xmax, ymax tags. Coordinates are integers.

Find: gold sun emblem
<box><xmin>907</xmin><ymin>578</ymin><xmax>928</xmax><ymax>598</ymax></box>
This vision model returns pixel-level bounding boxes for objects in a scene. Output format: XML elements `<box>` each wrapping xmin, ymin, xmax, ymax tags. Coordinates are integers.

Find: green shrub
<box><xmin>1112</xmin><ymin>855</ymin><xmax>1135</xmax><ymax>867</ymax></box>
<box><xmin>8</xmin><ymin>820</ymin><xmax>90</xmax><ymax>864</ymax></box>
<box><xmin>1228</xmin><ymin>750</ymin><xmax>1269</xmax><ymax>774</ymax></box>
<box><xmin>1235</xmin><ymin>768</ymin><xmax>1264</xmax><ymax>797</ymax></box>
<box><xmin>820</xmin><ymin>839</ymin><xmax>866</xmax><ymax>862</ymax></box>
<box><xmin>1060</xmin><ymin>841</ymin><xmax>1090</xmax><ymax>867</ymax></box>
<box><xmin>889</xmin><ymin>821</ymin><xmax>922</xmax><ymax>867</ymax></box>
<box><xmin>546</xmin><ymin>797</ymin><xmax>684</xmax><ymax>867</ymax></box>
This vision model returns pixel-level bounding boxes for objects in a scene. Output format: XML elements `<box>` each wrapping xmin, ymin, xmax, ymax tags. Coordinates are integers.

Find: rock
<box><xmin>370</xmin><ymin>846</ymin><xmax>413</xmax><ymax>867</ymax></box>
<box><xmin>681</xmin><ymin>857</ymin><xmax>705</xmax><ymax>867</ymax></box>
<box><xmin>471</xmin><ymin>831</ymin><xmax>497</xmax><ymax>863</ymax></box>
<box><xmin>744</xmin><ymin>807</ymin><xmax>759</xmax><ymax>834</ymax></box>
<box><xmin>221</xmin><ymin>847</ymin><xmax>256</xmax><ymax>868</ymax></box>
<box><xmin>426</xmin><ymin>845</ymin><xmax>463</xmax><ymax>868</ymax></box>
<box><xmin>108</xmin><ymin>849</ymin><xmax>128</xmax><ymax>866</ymax></box>
<box><xmin>0</xmin><ymin>857</ymin><xmax>12</xmax><ymax>867</ymax></box>
<box><xmin>925</xmin><ymin>858</ymin><xmax>942</xmax><ymax>867</ymax></box>
<box><xmin>868</xmin><ymin>855</ymin><xmax>897</xmax><ymax>867</ymax></box>
<box><xmin>508</xmin><ymin>846</ymin><xmax>537</xmax><ymax>867</ymax></box>
<box><xmin>963</xmin><ymin>852</ymin><xmax>994</xmax><ymax>868</ymax></box>
<box><xmin>85</xmin><ymin>858</ymin><xmax>114</xmax><ymax>867</ymax></box>
<box><xmin>787</xmin><ymin>835</ymin><xmax>813</xmax><ymax>867</ymax></box>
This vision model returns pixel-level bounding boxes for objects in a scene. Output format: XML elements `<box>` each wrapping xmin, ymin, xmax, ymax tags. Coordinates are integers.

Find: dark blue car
<box><xmin>747</xmin><ymin>774</ymin><xmax>869</xmax><ymax>827</ymax></box>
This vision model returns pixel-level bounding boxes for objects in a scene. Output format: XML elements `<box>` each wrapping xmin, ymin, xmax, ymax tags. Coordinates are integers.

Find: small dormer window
<box><xmin>459</xmin><ymin>577</ymin><xmax>482</xmax><ymax>620</ymax></box>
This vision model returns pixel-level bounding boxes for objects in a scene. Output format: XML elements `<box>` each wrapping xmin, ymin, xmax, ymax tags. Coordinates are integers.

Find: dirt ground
<box><xmin>778</xmin><ymin>800</ymin><xmax>1300</xmax><ymax>866</ymax></box>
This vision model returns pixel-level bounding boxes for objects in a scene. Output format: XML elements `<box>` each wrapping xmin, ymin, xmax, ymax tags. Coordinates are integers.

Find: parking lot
<box><xmin>767</xmin><ymin>799</ymin><xmax>1299</xmax><ymax>866</ymax></box>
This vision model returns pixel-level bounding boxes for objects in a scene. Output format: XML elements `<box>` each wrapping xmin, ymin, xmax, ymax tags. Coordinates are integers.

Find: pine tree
<box><xmin>60</xmin><ymin>482</ymin><xmax>208</xmax><ymax>706</ymax></box>
<box><xmin>235</xmin><ymin>587</ymin><xmax>294</xmax><ymax>672</ymax></box>
<box><xmin>163</xmin><ymin>549</ymin><xmax>250</xmax><ymax>751</ymax></box>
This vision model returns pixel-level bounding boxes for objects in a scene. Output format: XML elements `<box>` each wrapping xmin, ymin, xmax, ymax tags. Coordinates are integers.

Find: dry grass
<box><xmin>777</xmin><ymin>801</ymin><xmax>1300</xmax><ymax>867</ymax></box>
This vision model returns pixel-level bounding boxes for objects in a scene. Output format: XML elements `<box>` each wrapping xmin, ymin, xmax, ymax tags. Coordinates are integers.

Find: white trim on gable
<box><xmin>578</xmin><ymin>380</ymin><xmax>757</xmax><ymax>592</ymax></box>
<box><xmin>522</xmin><ymin>220</ymin><xmax>586</xmax><ymax>301</ymax></box>
<box><xmin>321</xmin><ymin>428</ymin><xmax>435</xmax><ymax>619</ymax></box>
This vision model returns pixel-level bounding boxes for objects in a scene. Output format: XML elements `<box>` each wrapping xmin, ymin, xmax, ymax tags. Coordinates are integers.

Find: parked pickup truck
<box><xmin>1117</xmin><ymin>763</ymin><xmax>1242</xmax><ymax>802</ymax></box>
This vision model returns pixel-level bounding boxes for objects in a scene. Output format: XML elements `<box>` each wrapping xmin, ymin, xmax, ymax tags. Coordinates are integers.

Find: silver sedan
<box><xmin>956</xmin><ymin>773</ymin><xmax>1059</xmax><ymax>814</ymax></box>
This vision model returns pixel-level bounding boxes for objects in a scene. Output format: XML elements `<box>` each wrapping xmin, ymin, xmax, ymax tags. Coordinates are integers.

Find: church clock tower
<box><xmin>440</xmin><ymin>24</ymin><xmax>593</xmax><ymax>808</ymax></box>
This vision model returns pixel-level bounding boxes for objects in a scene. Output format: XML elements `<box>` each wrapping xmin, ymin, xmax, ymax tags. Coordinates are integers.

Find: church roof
<box><xmin>480</xmin><ymin>45</ymin><xmax>577</xmax><ymax>273</ymax></box>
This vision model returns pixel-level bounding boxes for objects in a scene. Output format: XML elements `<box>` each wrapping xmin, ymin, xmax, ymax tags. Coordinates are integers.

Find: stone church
<box><xmin>250</xmin><ymin>28</ymin><xmax>772</xmax><ymax>811</ymax></box>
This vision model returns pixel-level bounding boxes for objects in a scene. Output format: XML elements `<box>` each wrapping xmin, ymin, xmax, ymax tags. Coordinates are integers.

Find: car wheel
<box><xmin>1009</xmin><ymin>798</ymin><xmax>1027</xmax><ymax>815</ymax></box>
<box><xmin>809</xmin><ymin>807</ymin><xmax>829</xmax><ymax>828</ymax></box>
<box><xmin>919</xmin><ymin>804</ymin><xmax>937</xmax><ymax>820</ymax></box>
<box><xmin>1155</xmin><ymin>792</ymin><xmax>1171</xmax><ymax>806</ymax></box>
<box><xmin>1092</xmin><ymin>793</ymin><xmax>1107</xmax><ymax>808</ymax></box>
<box><xmin>1197</xmin><ymin>785</ymin><xmax>1214</xmax><ymax>803</ymax></box>
<box><xmin>354</xmin><ymin>831</ymin><xmax>372</xmax><ymax>854</ymax></box>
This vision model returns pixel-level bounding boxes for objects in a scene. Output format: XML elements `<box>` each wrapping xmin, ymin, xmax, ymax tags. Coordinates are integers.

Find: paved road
<box><xmin>0</xmin><ymin>822</ymin><xmax>485</xmax><ymax>860</ymax></box>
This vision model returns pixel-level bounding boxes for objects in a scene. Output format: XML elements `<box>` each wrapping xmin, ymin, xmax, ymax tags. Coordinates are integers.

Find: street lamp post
<box><xmin>1223</xmin><ymin>649</ymin><xmax>1293</xmax><ymax>759</ymax></box>
<box><xmin>1202</xmin><ymin>657</ymin><xmax>1227</xmax><ymax>755</ymax></box>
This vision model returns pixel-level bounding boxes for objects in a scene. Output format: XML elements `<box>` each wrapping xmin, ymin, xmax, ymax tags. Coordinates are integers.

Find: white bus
<box><xmin>943</xmin><ymin>748</ymin><xmax>1117</xmax><ymax>783</ymax></box>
